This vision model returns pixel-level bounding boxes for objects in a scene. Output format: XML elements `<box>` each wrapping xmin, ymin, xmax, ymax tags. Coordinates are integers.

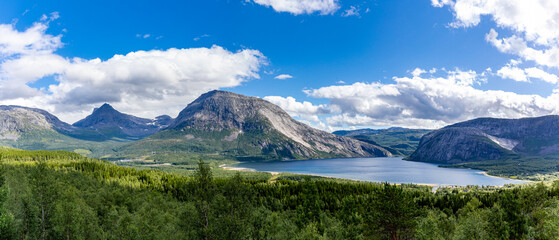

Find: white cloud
<box><xmin>304</xmin><ymin>69</ymin><xmax>559</xmax><ymax>129</ymax></box>
<box><xmin>411</xmin><ymin>68</ymin><xmax>426</xmax><ymax>77</ymax></box>
<box><xmin>0</xmin><ymin>20</ymin><xmax>267</xmax><ymax>123</ymax></box>
<box><xmin>274</xmin><ymin>74</ymin><xmax>293</xmax><ymax>80</ymax></box>
<box><xmin>497</xmin><ymin>65</ymin><xmax>528</xmax><ymax>82</ymax></box>
<box><xmin>431</xmin><ymin>0</ymin><xmax>453</xmax><ymax>8</ymax></box>
<box><xmin>497</xmin><ymin>61</ymin><xmax>559</xmax><ymax>84</ymax></box>
<box><xmin>136</xmin><ymin>34</ymin><xmax>151</xmax><ymax>39</ymax></box>
<box><xmin>252</xmin><ymin>0</ymin><xmax>340</xmax><ymax>15</ymax></box>
<box><xmin>263</xmin><ymin>96</ymin><xmax>330</xmax><ymax>122</ymax></box>
<box><xmin>193</xmin><ymin>34</ymin><xmax>209</xmax><ymax>41</ymax></box>
<box><xmin>341</xmin><ymin>6</ymin><xmax>359</xmax><ymax>17</ymax></box>
<box><xmin>0</xmin><ymin>22</ymin><xmax>62</xmax><ymax>57</ymax></box>
<box><xmin>485</xmin><ymin>29</ymin><xmax>559</xmax><ymax>69</ymax></box>
<box><xmin>525</xmin><ymin>67</ymin><xmax>559</xmax><ymax>84</ymax></box>
<box><xmin>433</xmin><ymin>0</ymin><xmax>559</xmax><ymax>45</ymax></box>
<box><xmin>434</xmin><ymin>0</ymin><xmax>559</xmax><ymax>70</ymax></box>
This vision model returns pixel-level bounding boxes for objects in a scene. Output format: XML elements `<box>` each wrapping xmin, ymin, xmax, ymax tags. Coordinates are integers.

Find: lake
<box><xmin>232</xmin><ymin>157</ymin><xmax>528</xmax><ymax>186</ymax></box>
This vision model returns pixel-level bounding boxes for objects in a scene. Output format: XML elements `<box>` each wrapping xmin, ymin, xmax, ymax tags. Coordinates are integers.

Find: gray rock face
<box><xmin>73</xmin><ymin>103</ymin><xmax>172</xmax><ymax>139</ymax></box>
<box><xmin>166</xmin><ymin>90</ymin><xmax>392</xmax><ymax>159</ymax></box>
<box><xmin>409</xmin><ymin>115</ymin><xmax>559</xmax><ymax>163</ymax></box>
<box><xmin>0</xmin><ymin>106</ymin><xmax>76</xmax><ymax>140</ymax></box>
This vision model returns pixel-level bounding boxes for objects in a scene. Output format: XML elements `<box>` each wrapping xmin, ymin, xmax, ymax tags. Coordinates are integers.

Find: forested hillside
<box><xmin>1</xmin><ymin>148</ymin><xmax>559</xmax><ymax>239</ymax></box>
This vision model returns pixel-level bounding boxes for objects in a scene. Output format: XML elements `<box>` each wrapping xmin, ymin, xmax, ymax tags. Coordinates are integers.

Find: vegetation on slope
<box><xmin>1</xmin><ymin>148</ymin><xmax>559</xmax><ymax>239</ymax></box>
<box><xmin>448</xmin><ymin>154</ymin><xmax>559</xmax><ymax>181</ymax></box>
<box><xmin>334</xmin><ymin>128</ymin><xmax>430</xmax><ymax>156</ymax></box>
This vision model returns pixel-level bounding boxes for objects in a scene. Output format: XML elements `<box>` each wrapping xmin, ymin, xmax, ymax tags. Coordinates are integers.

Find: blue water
<box><xmin>233</xmin><ymin>157</ymin><xmax>528</xmax><ymax>186</ymax></box>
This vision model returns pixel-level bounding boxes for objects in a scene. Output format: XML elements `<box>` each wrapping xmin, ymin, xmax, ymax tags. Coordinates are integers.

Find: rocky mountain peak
<box><xmin>169</xmin><ymin>90</ymin><xmax>286</xmax><ymax>130</ymax></box>
<box><xmin>73</xmin><ymin>104</ymin><xmax>170</xmax><ymax>139</ymax></box>
<box><xmin>94</xmin><ymin>103</ymin><xmax>116</xmax><ymax>112</ymax></box>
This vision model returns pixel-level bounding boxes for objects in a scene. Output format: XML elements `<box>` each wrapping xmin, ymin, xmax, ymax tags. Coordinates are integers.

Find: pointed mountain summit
<box><xmin>73</xmin><ymin>103</ymin><xmax>172</xmax><ymax>140</ymax></box>
<box><xmin>122</xmin><ymin>90</ymin><xmax>391</xmax><ymax>160</ymax></box>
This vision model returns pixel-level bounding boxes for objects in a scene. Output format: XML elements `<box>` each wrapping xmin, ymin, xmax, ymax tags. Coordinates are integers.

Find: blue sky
<box><xmin>1</xmin><ymin>0</ymin><xmax>559</xmax><ymax>130</ymax></box>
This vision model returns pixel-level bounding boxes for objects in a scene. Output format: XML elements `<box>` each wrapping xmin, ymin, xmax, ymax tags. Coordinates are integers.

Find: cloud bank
<box><xmin>269</xmin><ymin>69</ymin><xmax>559</xmax><ymax>130</ymax></box>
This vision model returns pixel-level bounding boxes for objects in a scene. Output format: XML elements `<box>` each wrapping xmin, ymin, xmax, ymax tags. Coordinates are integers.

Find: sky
<box><xmin>1</xmin><ymin>0</ymin><xmax>559</xmax><ymax>131</ymax></box>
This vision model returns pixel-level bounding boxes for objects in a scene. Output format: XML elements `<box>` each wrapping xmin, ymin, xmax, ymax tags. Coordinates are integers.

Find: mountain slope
<box><xmin>73</xmin><ymin>103</ymin><xmax>172</xmax><ymax>140</ymax></box>
<box><xmin>0</xmin><ymin>105</ymin><xmax>128</xmax><ymax>156</ymax></box>
<box><xmin>409</xmin><ymin>115</ymin><xmax>559</xmax><ymax>163</ymax></box>
<box><xmin>120</xmin><ymin>90</ymin><xmax>391</xmax><ymax>160</ymax></box>
<box><xmin>333</xmin><ymin>128</ymin><xmax>431</xmax><ymax>156</ymax></box>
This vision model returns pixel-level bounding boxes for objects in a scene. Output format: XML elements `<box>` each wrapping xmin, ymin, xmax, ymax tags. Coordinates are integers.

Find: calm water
<box><xmin>233</xmin><ymin>157</ymin><xmax>527</xmax><ymax>186</ymax></box>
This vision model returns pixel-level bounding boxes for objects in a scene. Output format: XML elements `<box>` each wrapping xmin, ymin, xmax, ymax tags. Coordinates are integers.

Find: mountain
<box><xmin>0</xmin><ymin>105</ymin><xmax>74</xmax><ymax>139</ymax></box>
<box><xmin>73</xmin><ymin>103</ymin><xmax>172</xmax><ymax>140</ymax></box>
<box><xmin>120</xmin><ymin>90</ymin><xmax>391</xmax><ymax>160</ymax></box>
<box><xmin>408</xmin><ymin>115</ymin><xmax>559</xmax><ymax>164</ymax></box>
<box><xmin>333</xmin><ymin>128</ymin><xmax>431</xmax><ymax>156</ymax></box>
<box><xmin>0</xmin><ymin>105</ymin><xmax>129</xmax><ymax>155</ymax></box>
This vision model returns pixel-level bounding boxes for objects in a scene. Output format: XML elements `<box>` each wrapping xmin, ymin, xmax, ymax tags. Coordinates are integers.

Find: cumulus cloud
<box><xmin>411</xmin><ymin>68</ymin><xmax>426</xmax><ymax>77</ymax></box>
<box><xmin>252</xmin><ymin>0</ymin><xmax>340</xmax><ymax>15</ymax></box>
<box><xmin>0</xmin><ymin>19</ymin><xmax>267</xmax><ymax>123</ymax></box>
<box><xmin>0</xmin><ymin>21</ymin><xmax>62</xmax><ymax>56</ymax></box>
<box><xmin>433</xmin><ymin>0</ymin><xmax>559</xmax><ymax>70</ymax></box>
<box><xmin>525</xmin><ymin>67</ymin><xmax>559</xmax><ymax>84</ymax></box>
<box><xmin>263</xmin><ymin>96</ymin><xmax>330</xmax><ymax>122</ymax></box>
<box><xmin>485</xmin><ymin>29</ymin><xmax>559</xmax><ymax>69</ymax></box>
<box><xmin>433</xmin><ymin>0</ymin><xmax>559</xmax><ymax>45</ymax></box>
<box><xmin>497</xmin><ymin>65</ymin><xmax>528</xmax><ymax>82</ymax></box>
<box><xmin>274</xmin><ymin>74</ymin><xmax>293</xmax><ymax>80</ymax></box>
<box><xmin>497</xmin><ymin>60</ymin><xmax>559</xmax><ymax>84</ymax></box>
<box><xmin>303</xmin><ymin>69</ymin><xmax>559</xmax><ymax>129</ymax></box>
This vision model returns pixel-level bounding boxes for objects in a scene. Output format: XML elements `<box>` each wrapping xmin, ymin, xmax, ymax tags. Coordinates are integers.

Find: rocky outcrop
<box><xmin>0</xmin><ymin>106</ymin><xmax>78</xmax><ymax>140</ymax></box>
<box><xmin>409</xmin><ymin>115</ymin><xmax>559</xmax><ymax>163</ymax></box>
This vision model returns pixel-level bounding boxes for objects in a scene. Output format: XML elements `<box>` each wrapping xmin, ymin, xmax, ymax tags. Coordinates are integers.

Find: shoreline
<box><xmin>477</xmin><ymin>171</ymin><xmax>530</xmax><ymax>183</ymax></box>
<box><xmin>219</xmin><ymin>163</ymin><xmax>438</xmax><ymax>187</ymax></box>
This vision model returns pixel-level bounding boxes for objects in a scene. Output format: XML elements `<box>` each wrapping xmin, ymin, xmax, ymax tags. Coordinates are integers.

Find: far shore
<box><xmin>478</xmin><ymin>171</ymin><xmax>531</xmax><ymax>183</ymax></box>
<box><xmin>219</xmin><ymin>163</ymin><xmax>439</xmax><ymax>187</ymax></box>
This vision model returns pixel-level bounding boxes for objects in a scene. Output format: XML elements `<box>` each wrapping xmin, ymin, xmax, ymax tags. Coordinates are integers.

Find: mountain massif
<box><xmin>0</xmin><ymin>91</ymin><xmax>391</xmax><ymax>160</ymax></box>
<box><xmin>409</xmin><ymin>115</ymin><xmax>559</xmax><ymax>163</ymax></box>
<box><xmin>120</xmin><ymin>90</ymin><xmax>391</xmax><ymax>160</ymax></box>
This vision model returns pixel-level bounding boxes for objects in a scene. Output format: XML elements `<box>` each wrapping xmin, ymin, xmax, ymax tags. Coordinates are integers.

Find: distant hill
<box><xmin>73</xmin><ymin>103</ymin><xmax>172</xmax><ymax>140</ymax></box>
<box><xmin>333</xmin><ymin>128</ymin><xmax>431</xmax><ymax>156</ymax></box>
<box><xmin>120</xmin><ymin>90</ymin><xmax>392</xmax><ymax>160</ymax></box>
<box><xmin>409</xmin><ymin>115</ymin><xmax>559</xmax><ymax>164</ymax></box>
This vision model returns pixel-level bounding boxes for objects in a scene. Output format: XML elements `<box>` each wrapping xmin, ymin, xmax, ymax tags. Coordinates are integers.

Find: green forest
<box><xmin>1</xmin><ymin>148</ymin><xmax>559</xmax><ymax>239</ymax></box>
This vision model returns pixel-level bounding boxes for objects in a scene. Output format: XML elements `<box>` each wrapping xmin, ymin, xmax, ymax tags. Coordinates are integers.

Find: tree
<box><xmin>194</xmin><ymin>160</ymin><xmax>215</xmax><ymax>240</ymax></box>
<box><xmin>365</xmin><ymin>183</ymin><xmax>419</xmax><ymax>240</ymax></box>
<box><xmin>30</xmin><ymin>161</ymin><xmax>58</xmax><ymax>240</ymax></box>
<box><xmin>0</xmin><ymin>167</ymin><xmax>13</xmax><ymax>239</ymax></box>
